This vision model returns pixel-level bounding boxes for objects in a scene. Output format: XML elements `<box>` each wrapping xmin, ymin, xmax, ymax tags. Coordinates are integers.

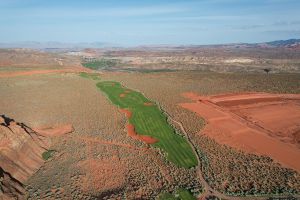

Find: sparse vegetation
<box><xmin>158</xmin><ymin>188</ymin><xmax>196</xmax><ymax>200</ymax></box>
<box><xmin>79</xmin><ymin>72</ymin><xmax>101</xmax><ymax>80</ymax></box>
<box><xmin>194</xmin><ymin>135</ymin><xmax>300</xmax><ymax>196</ymax></box>
<box><xmin>1</xmin><ymin>74</ymin><xmax>202</xmax><ymax>199</ymax></box>
<box><xmin>263</xmin><ymin>68</ymin><xmax>271</xmax><ymax>74</ymax></box>
<box><xmin>2</xmin><ymin>47</ymin><xmax>300</xmax><ymax>200</ymax></box>
<box><xmin>107</xmin><ymin>71</ymin><xmax>300</xmax><ymax>198</ymax></box>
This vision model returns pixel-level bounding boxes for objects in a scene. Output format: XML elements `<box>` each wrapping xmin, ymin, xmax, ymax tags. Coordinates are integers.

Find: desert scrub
<box><xmin>42</xmin><ymin>150</ymin><xmax>55</xmax><ymax>160</ymax></box>
<box><xmin>193</xmin><ymin>135</ymin><xmax>300</xmax><ymax>196</ymax></box>
<box><xmin>97</xmin><ymin>81</ymin><xmax>198</xmax><ymax>168</ymax></box>
<box><xmin>158</xmin><ymin>188</ymin><xmax>196</xmax><ymax>200</ymax></box>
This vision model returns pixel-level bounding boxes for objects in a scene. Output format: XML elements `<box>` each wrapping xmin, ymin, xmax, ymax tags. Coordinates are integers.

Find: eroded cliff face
<box><xmin>0</xmin><ymin>115</ymin><xmax>49</xmax><ymax>199</ymax></box>
<box><xmin>0</xmin><ymin>167</ymin><xmax>25</xmax><ymax>200</ymax></box>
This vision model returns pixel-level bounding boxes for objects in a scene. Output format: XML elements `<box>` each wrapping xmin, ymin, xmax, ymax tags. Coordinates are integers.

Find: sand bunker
<box><xmin>119</xmin><ymin>109</ymin><xmax>132</xmax><ymax>118</ymax></box>
<box><xmin>180</xmin><ymin>92</ymin><xmax>300</xmax><ymax>172</ymax></box>
<box><xmin>120</xmin><ymin>109</ymin><xmax>158</xmax><ymax>144</ymax></box>
<box><xmin>126</xmin><ymin>124</ymin><xmax>158</xmax><ymax>144</ymax></box>
<box><xmin>119</xmin><ymin>93</ymin><xmax>126</xmax><ymax>98</ymax></box>
<box><xmin>144</xmin><ymin>102</ymin><xmax>154</xmax><ymax>106</ymax></box>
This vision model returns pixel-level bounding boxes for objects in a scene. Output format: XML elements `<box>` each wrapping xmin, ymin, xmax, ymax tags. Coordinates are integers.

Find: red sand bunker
<box><xmin>126</xmin><ymin>124</ymin><xmax>158</xmax><ymax>144</ymax></box>
<box><xmin>119</xmin><ymin>109</ymin><xmax>158</xmax><ymax>144</ymax></box>
<box><xmin>180</xmin><ymin>92</ymin><xmax>300</xmax><ymax>172</ymax></box>
<box><xmin>119</xmin><ymin>93</ymin><xmax>126</xmax><ymax>98</ymax></box>
<box><xmin>119</xmin><ymin>109</ymin><xmax>132</xmax><ymax>118</ymax></box>
<box><xmin>144</xmin><ymin>102</ymin><xmax>154</xmax><ymax>106</ymax></box>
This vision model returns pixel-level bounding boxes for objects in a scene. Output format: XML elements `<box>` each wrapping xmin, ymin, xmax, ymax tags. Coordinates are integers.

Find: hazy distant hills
<box><xmin>0</xmin><ymin>39</ymin><xmax>299</xmax><ymax>49</ymax></box>
<box><xmin>265</xmin><ymin>39</ymin><xmax>300</xmax><ymax>47</ymax></box>
<box><xmin>0</xmin><ymin>41</ymin><xmax>117</xmax><ymax>49</ymax></box>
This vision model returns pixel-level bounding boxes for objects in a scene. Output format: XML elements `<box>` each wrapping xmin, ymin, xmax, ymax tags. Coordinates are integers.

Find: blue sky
<box><xmin>0</xmin><ymin>0</ymin><xmax>299</xmax><ymax>45</ymax></box>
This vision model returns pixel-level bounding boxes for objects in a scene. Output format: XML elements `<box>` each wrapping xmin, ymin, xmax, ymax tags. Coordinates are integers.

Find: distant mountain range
<box><xmin>264</xmin><ymin>39</ymin><xmax>300</xmax><ymax>47</ymax></box>
<box><xmin>0</xmin><ymin>39</ymin><xmax>299</xmax><ymax>49</ymax></box>
<box><xmin>0</xmin><ymin>41</ymin><xmax>118</xmax><ymax>49</ymax></box>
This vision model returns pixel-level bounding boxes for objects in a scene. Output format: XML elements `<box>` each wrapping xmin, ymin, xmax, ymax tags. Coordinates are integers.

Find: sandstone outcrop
<box><xmin>0</xmin><ymin>115</ymin><xmax>49</xmax><ymax>199</ymax></box>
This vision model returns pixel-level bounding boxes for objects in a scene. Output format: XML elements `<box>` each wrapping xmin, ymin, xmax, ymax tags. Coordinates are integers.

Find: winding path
<box><xmin>167</xmin><ymin>114</ymin><xmax>240</xmax><ymax>200</ymax></box>
<box><xmin>167</xmin><ymin>112</ymin><xmax>300</xmax><ymax>200</ymax></box>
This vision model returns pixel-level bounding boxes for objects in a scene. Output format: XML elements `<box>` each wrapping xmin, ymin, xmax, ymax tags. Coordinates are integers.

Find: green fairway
<box><xmin>158</xmin><ymin>192</ymin><xmax>177</xmax><ymax>200</ymax></box>
<box><xmin>79</xmin><ymin>72</ymin><xmax>101</xmax><ymax>80</ymax></box>
<box><xmin>82</xmin><ymin>58</ymin><xmax>118</xmax><ymax>70</ymax></box>
<box><xmin>97</xmin><ymin>81</ymin><xmax>198</xmax><ymax>168</ymax></box>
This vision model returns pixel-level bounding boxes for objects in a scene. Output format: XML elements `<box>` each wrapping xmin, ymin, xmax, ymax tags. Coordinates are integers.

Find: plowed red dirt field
<box><xmin>180</xmin><ymin>92</ymin><xmax>300</xmax><ymax>172</ymax></box>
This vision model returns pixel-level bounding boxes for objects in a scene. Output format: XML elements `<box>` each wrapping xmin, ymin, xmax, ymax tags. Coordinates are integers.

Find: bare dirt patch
<box><xmin>119</xmin><ymin>93</ymin><xmax>126</xmax><ymax>98</ymax></box>
<box><xmin>33</xmin><ymin>124</ymin><xmax>74</xmax><ymax>137</ymax></box>
<box><xmin>119</xmin><ymin>109</ymin><xmax>132</xmax><ymax>118</ymax></box>
<box><xmin>144</xmin><ymin>102</ymin><xmax>154</xmax><ymax>106</ymax></box>
<box><xmin>180</xmin><ymin>92</ymin><xmax>300</xmax><ymax>172</ymax></box>
<box><xmin>77</xmin><ymin>158</ymin><xmax>126</xmax><ymax>193</ymax></box>
<box><xmin>0</xmin><ymin>67</ymin><xmax>91</xmax><ymax>78</ymax></box>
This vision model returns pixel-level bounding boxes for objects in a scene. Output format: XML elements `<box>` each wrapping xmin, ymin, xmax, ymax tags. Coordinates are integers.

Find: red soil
<box><xmin>119</xmin><ymin>93</ymin><xmax>126</xmax><ymax>98</ymax></box>
<box><xmin>78</xmin><ymin>158</ymin><xmax>126</xmax><ymax>192</ymax></box>
<box><xmin>0</xmin><ymin>116</ymin><xmax>49</xmax><ymax>184</ymax></box>
<box><xmin>33</xmin><ymin>124</ymin><xmax>74</xmax><ymax>137</ymax></box>
<box><xmin>126</xmin><ymin>124</ymin><xmax>158</xmax><ymax>144</ymax></box>
<box><xmin>144</xmin><ymin>102</ymin><xmax>154</xmax><ymax>106</ymax></box>
<box><xmin>182</xmin><ymin>92</ymin><xmax>209</xmax><ymax>101</ymax></box>
<box><xmin>120</xmin><ymin>109</ymin><xmax>132</xmax><ymax>118</ymax></box>
<box><xmin>0</xmin><ymin>138</ymin><xmax>11</xmax><ymax>148</ymax></box>
<box><xmin>0</xmin><ymin>67</ymin><xmax>91</xmax><ymax>78</ymax></box>
<box><xmin>119</xmin><ymin>109</ymin><xmax>158</xmax><ymax>144</ymax></box>
<box><xmin>180</xmin><ymin>92</ymin><xmax>300</xmax><ymax>172</ymax></box>
<box><xmin>232</xmin><ymin>102</ymin><xmax>300</xmax><ymax>142</ymax></box>
<box><xmin>71</xmin><ymin>135</ymin><xmax>150</xmax><ymax>152</ymax></box>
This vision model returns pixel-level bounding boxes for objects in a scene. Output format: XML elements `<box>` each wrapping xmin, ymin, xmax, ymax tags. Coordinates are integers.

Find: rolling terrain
<box><xmin>1</xmin><ymin>40</ymin><xmax>300</xmax><ymax>200</ymax></box>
